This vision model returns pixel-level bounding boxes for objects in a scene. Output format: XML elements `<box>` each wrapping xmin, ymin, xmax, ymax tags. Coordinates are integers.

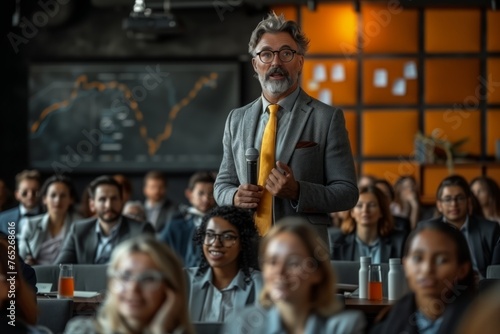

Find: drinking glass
<box><xmin>58</xmin><ymin>264</ymin><xmax>74</xmax><ymax>299</ymax></box>
<box><xmin>368</xmin><ymin>264</ymin><xmax>383</xmax><ymax>301</ymax></box>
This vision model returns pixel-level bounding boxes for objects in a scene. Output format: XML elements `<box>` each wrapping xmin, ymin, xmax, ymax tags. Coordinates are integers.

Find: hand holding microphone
<box><xmin>233</xmin><ymin>148</ymin><xmax>262</xmax><ymax>209</ymax></box>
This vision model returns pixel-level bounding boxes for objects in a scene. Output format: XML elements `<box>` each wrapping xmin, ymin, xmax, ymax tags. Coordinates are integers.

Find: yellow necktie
<box><xmin>255</xmin><ymin>103</ymin><xmax>279</xmax><ymax>235</ymax></box>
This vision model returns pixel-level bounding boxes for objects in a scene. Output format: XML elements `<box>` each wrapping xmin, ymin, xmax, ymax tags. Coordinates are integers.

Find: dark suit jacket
<box><xmin>370</xmin><ymin>292</ymin><xmax>472</xmax><ymax>334</ymax></box>
<box><xmin>214</xmin><ymin>89</ymin><xmax>358</xmax><ymax>235</ymax></box>
<box><xmin>158</xmin><ymin>210</ymin><xmax>202</xmax><ymax>268</ymax></box>
<box><xmin>0</xmin><ymin>205</ymin><xmax>43</xmax><ymax>235</ymax></box>
<box><xmin>55</xmin><ymin>216</ymin><xmax>155</xmax><ymax>264</ymax></box>
<box><xmin>328</xmin><ymin>228</ymin><xmax>408</xmax><ymax>262</ymax></box>
<box><xmin>146</xmin><ymin>199</ymin><xmax>179</xmax><ymax>232</ymax></box>
<box><xmin>420</xmin><ymin>216</ymin><xmax>500</xmax><ymax>277</ymax></box>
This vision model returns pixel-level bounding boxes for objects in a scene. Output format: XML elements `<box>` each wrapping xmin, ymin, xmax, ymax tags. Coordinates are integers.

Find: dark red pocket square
<box><xmin>295</xmin><ymin>141</ymin><xmax>317</xmax><ymax>148</ymax></box>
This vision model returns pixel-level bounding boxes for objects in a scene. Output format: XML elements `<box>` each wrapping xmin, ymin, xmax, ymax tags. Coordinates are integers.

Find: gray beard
<box><xmin>258</xmin><ymin>73</ymin><xmax>293</xmax><ymax>96</ymax></box>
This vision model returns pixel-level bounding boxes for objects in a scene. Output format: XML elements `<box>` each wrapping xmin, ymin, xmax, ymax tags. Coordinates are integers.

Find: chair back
<box><xmin>37</xmin><ymin>298</ymin><xmax>73</xmax><ymax>334</ymax></box>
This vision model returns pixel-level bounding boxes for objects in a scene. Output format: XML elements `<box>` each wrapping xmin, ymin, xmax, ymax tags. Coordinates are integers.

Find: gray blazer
<box><xmin>214</xmin><ymin>89</ymin><xmax>358</xmax><ymax>233</ymax></box>
<box><xmin>185</xmin><ymin>267</ymin><xmax>263</xmax><ymax>322</ymax></box>
<box><xmin>18</xmin><ymin>212</ymin><xmax>82</xmax><ymax>262</ymax></box>
<box><xmin>222</xmin><ymin>305</ymin><xmax>366</xmax><ymax>334</ymax></box>
<box><xmin>55</xmin><ymin>216</ymin><xmax>155</xmax><ymax>264</ymax></box>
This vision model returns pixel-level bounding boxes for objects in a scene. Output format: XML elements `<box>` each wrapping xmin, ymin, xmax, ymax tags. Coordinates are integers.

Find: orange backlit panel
<box><xmin>425</xmin><ymin>9</ymin><xmax>480</xmax><ymax>53</ymax></box>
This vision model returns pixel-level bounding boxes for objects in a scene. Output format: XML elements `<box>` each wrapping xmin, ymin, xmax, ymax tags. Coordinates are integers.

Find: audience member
<box><xmin>371</xmin><ymin>221</ymin><xmax>476</xmax><ymax>334</ymax></box>
<box><xmin>470</xmin><ymin>176</ymin><xmax>500</xmax><ymax>224</ymax></box>
<box><xmin>392</xmin><ymin>175</ymin><xmax>421</xmax><ymax>229</ymax></box>
<box><xmin>186</xmin><ymin>206</ymin><xmax>262</xmax><ymax>322</ymax></box>
<box><xmin>77</xmin><ymin>184</ymin><xmax>95</xmax><ymax>219</ymax></box>
<box><xmin>56</xmin><ymin>175</ymin><xmax>155</xmax><ymax>264</ymax></box>
<box><xmin>374</xmin><ymin>178</ymin><xmax>411</xmax><ymax>234</ymax></box>
<box><xmin>213</xmin><ymin>12</ymin><xmax>358</xmax><ymax>243</ymax></box>
<box><xmin>19</xmin><ymin>175</ymin><xmax>82</xmax><ymax>265</ymax></box>
<box><xmin>357</xmin><ymin>174</ymin><xmax>377</xmax><ymax>189</ymax></box>
<box><xmin>143</xmin><ymin>171</ymin><xmax>178</xmax><ymax>233</ymax></box>
<box><xmin>64</xmin><ymin>235</ymin><xmax>194</xmax><ymax>334</ymax></box>
<box><xmin>419</xmin><ymin>175</ymin><xmax>500</xmax><ymax>278</ymax></box>
<box><xmin>0</xmin><ymin>170</ymin><xmax>42</xmax><ymax>235</ymax></box>
<box><xmin>159</xmin><ymin>171</ymin><xmax>217</xmax><ymax>267</ymax></box>
<box><xmin>329</xmin><ymin>210</ymin><xmax>349</xmax><ymax>228</ymax></box>
<box><xmin>328</xmin><ymin>186</ymin><xmax>408</xmax><ymax>263</ymax></box>
<box><xmin>0</xmin><ymin>240</ymin><xmax>42</xmax><ymax>333</ymax></box>
<box><xmin>224</xmin><ymin>217</ymin><xmax>366</xmax><ymax>334</ymax></box>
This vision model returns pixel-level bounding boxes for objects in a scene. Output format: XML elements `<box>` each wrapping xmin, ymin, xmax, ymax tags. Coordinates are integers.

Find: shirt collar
<box><xmin>442</xmin><ymin>215</ymin><xmax>470</xmax><ymax>231</ymax></box>
<box><xmin>200</xmin><ymin>268</ymin><xmax>247</xmax><ymax>291</ymax></box>
<box><xmin>355</xmin><ymin>235</ymin><xmax>380</xmax><ymax>248</ymax></box>
<box><xmin>261</xmin><ymin>86</ymin><xmax>301</xmax><ymax>115</ymax></box>
<box><xmin>95</xmin><ymin>217</ymin><xmax>122</xmax><ymax>238</ymax></box>
<box><xmin>267</xmin><ymin>306</ymin><xmax>321</xmax><ymax>334</ymax></box>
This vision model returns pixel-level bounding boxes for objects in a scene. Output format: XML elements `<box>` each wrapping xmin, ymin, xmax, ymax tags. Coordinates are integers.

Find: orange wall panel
<box><xmin>487</xmin><ymin>10</ymin><xmax>500</xmax><ymax>51</ymax></box>
<box><xmin>425</xmin><ymin>59</ymin><xmax>480</xmax><ymax>104</ymax></box>
<box><xmin>487</xmin><ymin>58</ymin><xmax>500</xmax><ymax>104</ymax></box>
<box><xmin>486</xmin><ymin>110</ymin><xmax>500</xmax><ymax>157</ymax></box>
<box><xmin>424</xmin><ymin>110</ymin><xmax>481</xmax><ymax>156</ymax></box>
<box><xmin>344</xmin><ymin>110</ymin><xmax>358</xmax><ymax>156</ymax></box>
<box><xmin>362</xmin><ymin>4</ymin><xmax>418</xmax><ymax>53</ymax></box>
<box><xmin>362</xmin><ymin>110</ymin><xmax>419</xmax><ymax>156</ymax></box>
<box><xmin>302</xmin><ymin>59</ymin><xmax>357</xmax><ymax>105</ymax></box>
<box><xmin>301</xmin><ymin>3</ymin><xmax>358</xmax><ymax>54</ymax></box>
<box><xmin>361</xmin><ymin>161</ymin><xmax>420</xmax><ymax>185</ymax></box>
<box><xmin>422</xmin><ymin>165</ymin><xmax>482</xmax><ymax>201</ymax></box>
<box><xmin>271</xmin><ymin>6</ymin><xmax>297</xmax><ymax>22</ymax></box>
<box><xmin>486</xmin><ymin>166</ymin><xmax>500</xmax><ymax>185</ymax></box>
<box><xmin>363</xmin><ymin>58</ymin><xmax>418</xmax><ymax>104</ymax></box>
<box><xmin>425</xmin><ymin>9</ymin><xmax>480</xmax><ymax>52</ymax></box>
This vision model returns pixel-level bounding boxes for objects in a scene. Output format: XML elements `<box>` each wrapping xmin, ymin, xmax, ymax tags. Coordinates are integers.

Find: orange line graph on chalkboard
<box><xmin>30</xmin><ymin>72</ymin><xmax>219</xmax><ymax>156</ymax></box>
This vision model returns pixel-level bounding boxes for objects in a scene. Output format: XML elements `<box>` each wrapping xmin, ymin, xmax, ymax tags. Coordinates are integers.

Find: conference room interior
<box><xmin>2</xmin><ymin>0</ymin><xmax>500</xmax><ymax>333</ymax></box>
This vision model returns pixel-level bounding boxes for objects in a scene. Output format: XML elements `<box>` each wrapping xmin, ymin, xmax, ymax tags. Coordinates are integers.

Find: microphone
<box><xmin>245</xmin><ymin>148</ymin><xmax>259</xmax><ymax>185</ymax></box>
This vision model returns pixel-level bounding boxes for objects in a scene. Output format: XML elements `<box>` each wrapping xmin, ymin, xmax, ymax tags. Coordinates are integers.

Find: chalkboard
<box><xmin>28</xmin><ymin>62</ymin><xmax>240</xmax><ymax>173</ymax></box>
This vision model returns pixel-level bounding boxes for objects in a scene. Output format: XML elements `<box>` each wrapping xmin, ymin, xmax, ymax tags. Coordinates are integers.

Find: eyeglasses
<box><xmin>439</xmin><ymin>196</ymin><xmax>467</xmax><ymax>205</ymax></box>
<box><xmin>203</xmin><ymin>231</ymin><xmax>238</xmax><ymax>248</ymax></box>
<box><xmin>255</xmin><ymin>49</ymin><xmax>298</xmax><ymax>64</ymax></box>
<box><xmin>109</xmin><ymin>270</ymin><xmax>165</xmax><ymax>292</ymax></box>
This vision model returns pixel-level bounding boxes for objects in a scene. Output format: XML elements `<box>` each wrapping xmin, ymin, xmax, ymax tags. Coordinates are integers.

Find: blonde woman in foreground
<box><xmin>223</xmin><ymin>217</ymin><xmax>366</xmax><ymax>334</ymax></box>
<box><xmin>64</xmin><ymin>235</ymin><xmax>194</xmax><ymax>334</ymax></box>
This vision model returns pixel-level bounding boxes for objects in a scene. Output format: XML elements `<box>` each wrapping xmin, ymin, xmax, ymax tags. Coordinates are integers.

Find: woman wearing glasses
<box><xmin>18</xmin><ymin>175</ymin><xmax>81</xmax><ymax>265</ymax></box>
<box><xmin>186</xmin><ymin>205</ymin><xmax>262</xmax><ymax>322</ymax></box>
<box><xmin>328</xmin><ymin>186</ymin><xmax>408</xmax><ymax>263</ymax></box>
<box><xmin>64</xmin><ymin>235</ymin><xmax>194</xmax><ymax>334</ymax></box>
<box><xmin>223</xmin><ymin>217</ymin><xmax>366</xmax><ymax>334</ymax></box>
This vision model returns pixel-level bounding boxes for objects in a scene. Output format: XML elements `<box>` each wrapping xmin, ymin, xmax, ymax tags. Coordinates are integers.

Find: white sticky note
<box><xmin>331</xmin><ymin>63</ymin><xmax>346</xmax><ymax>82</ymax></box>
<box><xmin>318</xmin><ymin>89</ymin><xmax>332</xmax><ymax>105</ymax></box>
<box><xmin>373</xmin><ymin>69</ymin><xmax>388</xmax><ymax>87</ymax></box>
<box><xmin>307</xmin><ymin>80</ymin><xmax>320</xmax><ymax>91</ymax></box>
<box><xmin>403</xmin><ymin>61</ymin><xmax>417</xmax><ymax>79</ymax></box>
<box><xmin>313</xmin><ymin>63</ymin><xmax>327</xmax><ymax>82</ymax></box>
<box><xmin>392</xmin><ymin>78</ymin><xmax>406</xmax><ymax>96</ymax></box>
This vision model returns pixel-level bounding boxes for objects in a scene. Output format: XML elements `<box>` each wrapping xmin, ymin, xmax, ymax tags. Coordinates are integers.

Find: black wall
<box><xmin>2</xmin><ymin>0</ymin><xmax>267</xmax><ymax>204</ymax></box>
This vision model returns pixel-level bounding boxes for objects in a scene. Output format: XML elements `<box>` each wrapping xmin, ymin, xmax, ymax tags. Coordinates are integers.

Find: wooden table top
<box><xmin>345</xmin><ymin>297</ymin><xmax>395</xmax><ymax>314</ymax></box>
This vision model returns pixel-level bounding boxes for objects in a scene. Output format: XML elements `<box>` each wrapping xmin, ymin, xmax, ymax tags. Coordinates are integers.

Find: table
<box><xmin>345</xmin><ymin>297</ymin><xmax>395</xmax><ymax>327</ymax></box>
<box><xmin>38</xmin><ymin>293</ymin><xmax>104</xmax><ymax>317</ymax></box>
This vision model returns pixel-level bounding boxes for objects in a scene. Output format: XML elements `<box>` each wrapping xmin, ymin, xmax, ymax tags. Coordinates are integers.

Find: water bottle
<box><xmin>388</xmin><ymin>258</ymin><xmax>404</xmax><ymax>300</ymax></box>
<box><xmin>359</xmin><ymin>256</ymin><xmax>371</xmax><ymax>299</ymax></box>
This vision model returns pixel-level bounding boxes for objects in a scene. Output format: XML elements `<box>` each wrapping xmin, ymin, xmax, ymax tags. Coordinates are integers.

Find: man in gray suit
<box><xmin>56</xmin><ymin>175</ymin><xmax>154</xmax><ymax>264</ymax></box>
<box><xmin>214</xmin><ymin>13</ymin><xmax>358</xmax><ymax>243</ymax></box>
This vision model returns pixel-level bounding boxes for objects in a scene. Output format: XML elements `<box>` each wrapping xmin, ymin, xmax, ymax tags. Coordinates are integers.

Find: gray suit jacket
<box><xmin>18</xmin><ymin>212</ymin><xmax>82</xmax><ymax>262</ymax></box>
<box><xmin>223</xmin><ymin>305</ymin><xmax>366</xmax><ymax>334</ymax></box>
<box><xmin>55</xmin><ymin>216</ymin><xmax>155</xmax><ymax>264</ymax></box>
<box><xmin>185</xmin><ymin>267</ymin><xmax>263</xmax><ymax>322</ymax></box>
<box><xmin>214</xmin><ymin>89</ymin><xmax>358</xmax><ymax>229</ymax></box>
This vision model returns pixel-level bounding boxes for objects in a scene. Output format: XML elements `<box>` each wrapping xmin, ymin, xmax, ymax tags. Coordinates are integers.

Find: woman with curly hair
<box><xmin>328</xmin><ymin>186</ymin><xmax>408</xmax><ymax>263</ymax></box>
<box><xmin>186</xmin><ymin>205</ymin><xmax>262</xmax><ymax>322</ymax></box>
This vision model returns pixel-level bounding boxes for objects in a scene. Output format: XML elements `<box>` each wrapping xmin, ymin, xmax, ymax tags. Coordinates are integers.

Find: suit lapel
<box><xmin>380</xmin><ymin>237</ymin><xmax>392</xmax><ymax>262</ymax></box>
<box><xmin>278</xmin><ymin>90</ymin><xmax>313</xmax><ymax>165</ymax></box>
<box><xmin>344</xmin><ymin>233</ymin><xmax>356</xmax><ymax>261</ymax></box>
<box><xmin>242</xmin><ymin>99</ymin><xmax>262</xmax><ymax>152</ymax></box>
<box><xmin>467</xmin><ymin>216</ymin><xmax>485</xmax><ymax>272</ymax></box>
<box><xmin>87</xmin><ymin>220</ymin><xmax>99</xmax><ymax>264</ymax></box>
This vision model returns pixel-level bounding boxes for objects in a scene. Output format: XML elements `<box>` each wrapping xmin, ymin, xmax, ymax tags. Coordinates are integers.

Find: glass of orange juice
<box><xmin>368</xmin><ymin>264</ymin><xmax>383</xmax><ymax>301</ymax></box>
<box><xmin>58</xmin><ymin>264</ymin><xmax>74</xmax><ymax>299</ymax></box>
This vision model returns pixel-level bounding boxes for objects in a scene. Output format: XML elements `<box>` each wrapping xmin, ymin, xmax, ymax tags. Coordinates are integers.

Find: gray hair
<box><xmin>248</xmin><ymin>12</ymin><xmax>309</xmax><ymax>56</ymax></box>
